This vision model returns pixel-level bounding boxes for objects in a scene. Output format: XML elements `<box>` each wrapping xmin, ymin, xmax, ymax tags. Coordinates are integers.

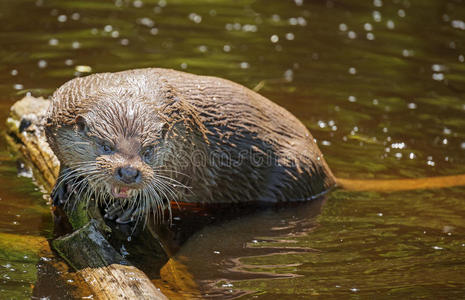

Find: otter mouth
<box><xmin>111</xmin><ymin>185</ymin><xmax>134</xmax><ymax>198</ymax></box>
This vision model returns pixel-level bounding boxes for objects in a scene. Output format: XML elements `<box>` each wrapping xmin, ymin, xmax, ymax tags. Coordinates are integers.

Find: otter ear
<box><xmin>75</xmin><ymin>115</ymin><xmax>88</xmax><ymax>133</ymax></box>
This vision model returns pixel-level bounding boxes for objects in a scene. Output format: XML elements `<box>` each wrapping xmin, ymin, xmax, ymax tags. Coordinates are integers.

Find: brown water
<box><xmin>1</xmin><ymin>0</ymin><xmax>465</xmax><ymax>298</ymax></box>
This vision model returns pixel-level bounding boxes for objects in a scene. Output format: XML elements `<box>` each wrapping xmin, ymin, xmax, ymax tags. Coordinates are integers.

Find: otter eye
<box><xmin>75</xmin><ymin>116</ymin><xmax>87</xmax><ymax>133</ymax></box>
<box><xmin>161</xmin><ymin>123</ymin><xmax>169</xmax><ymax>139</ymax></box>
<box><xmin>142</xmin><ymin>146</ymin><xmax>154</xmax><ymax>163</ymax></box>
<box><xmin>98</xmin><ymin>142</ymin><xmax>114</xmax><ymax>155</ymax></box>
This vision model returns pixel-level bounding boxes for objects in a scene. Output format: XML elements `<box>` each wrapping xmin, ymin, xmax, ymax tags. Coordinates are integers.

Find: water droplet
<box><xmin>364</xmin><ymin>23</ymin><xmax>373</xmax><ymax>31</ymax></box>
<box><xmin>284</xmin><ymin>69</ymin><xmax>293</xmax><ymax>82</ymax></box>
<box><xmin>432</xmin><ymin>246</ymin><xmax>443</xmax><ymax>250</ymax></box>
<box><xmin>65</xmin><ymin>59</ymin><xmax>74</xmax><ymax>66</ymax></box>
<box><xmin>348</xmin><ymin>67</ymin><xmax>357</xmax><ymax>75</ymax></box>
<box><xmin>38</xmin><ymin>60</ymin><xmax>47</xmax><ymax>68</ymax></box>
<box><xmin>242</xmin><ymin>24</ymin><xmax>257</xmax><ymax>32</ymax></box>
<box><xmin>451</xmin><ymin>20</ymin><xmax>465</xmax><ymax>30</ymax></box>
<box><xmin>373</xmin><ymin>0</ymin><xmax>382</xmax><ymax>7</ymax></box>
<box><xmin>138</xmin><ymin>17</ymin><xmax>154</xmax><ymax>27</ymax></box>
<box><xmin>48</xmin><ymin>38</ymin><xmax>59</xmax><ymax>46</ymax></box>
<box><xmin>318</xmin><ymin>121</ymin><xmax>327</xmax><ymax>128</ymax></box>
<box><xmin>391</xmin><ymin>142</ymin><xmax>406</xmax><ymax>149</ymax></box>
<box><xmin>111</xmin><ymin>31</ymin><xmax>119</xmax><ymax>38</ymax></box>
<box><xmin>213</xmin><ymin>250</ymin><xmax>220</xmax><ymax>254</ymax></box>
<box><xmin>350</xmin><ymin>288</ymin><xmax>359</xmax><ymax>292</ymax></box>
<box><xmin>409</xmin><ymin>152</ymin><xmax>416</xmax><ymax>159</ymax></box>
<box><xmin>407</xmin><ymin>102</ymin><xmax>417</xmax><ymax>109</ymax></box>
<box><xmin>402</xmin><ymin>49</ymin><xmax>413</xmax><ymax>57</ymax></box>
<box><xmin>386</xmin><ymin>20</ymin><xmax>395</xmax><ymax>29</ymax></box>
<box><xmin>348</xmin><ymin>31</ymin><xmax>357</xmax><ymax>39</ymax></box>
<box><xmin>297</xmin><ymin>17</ymin><xmax>307</xmax><ymax>26</ymax></box>
<box><xmin>373</xmin><ymin>99</ymin><xmax>379</xmax><ymax>105</ymax></box>
<box><xmin>443</xmin><ymin>128</ymin><xmax>451</xmax><ymax>135</ymax></box>
<box><xmin>348</xmin><ymin>95</ymin><xmax>356</xmax><ymax>102</ymax></box>
<box><xmin>57</xmin><ymin>14</ymin><xmax>67</xmax><ymax>22</ymax></box>
<box><xmin>72</xmin><ymin>41</ymin><xmax>80</xmax><ymax>49</ymax></box>
<box><xmin>223</xmin><ymin>45</ymin><xmax>231</xmax><ymax>52</ymax></box>
<box><xmin>104</xmin><ymin>25</ymin><xmax>113</xmax><ymax>32</ymax></box>
<box><xmin>270</xmin><ymin>34</ymin><xmax>279</xmax><ymax>43</ymax></box>
<box><xmin>339</xmin><ymin>23</ymin><xmax>348</xmax><ymax>31</ymax></box>
<box><xmin>294</xmin><ymin>0</ymin><xmax>303</xmax><ymax>6</ymax></box>
<box><xmin>158</xmin><ymin>0</ymin><xmax>167</xmax><ymax>7</ymax></box>
<box><xmin>398</xmin><ymin>9</ymin><xmax>406</xmax><ymax>17</ymax></box>
<box><xmin>120</xmin><ymin>38</ymin><xmax>129</xmax><ymax>46</ymax></box>
<box><xmin>240</xmin><ymin>62</ymin><xmax>249</xmax><ymax>69</ymax></box>
<box><xmin>321</xmin><ymin>140</ymin><xmax>331</xmax><ymax>146</ymax></box>
<box><xmin>372</xmin><ymin>11</ymin><xmax>382</xmax><ymax>22</ymax></box>
<box><xmin>150</xmin><ymin>28</ymin><xmax>159</xmax><ymax>35</ymax></box>
<box><xmin>366</xmin><ymin>33</ymin><xmax>375</xmax><ymax>40</ymax></box>
<box><xmin>285</xmin><ymin>32</ymin><xmax>295</xmax><ymax>40</ymax></box>
<box><xmin>75</xmin><ymin>65</ymin><xmax>92</xmax><ymax>73</ymax></box>
<box><xmin>432</xmin><ymin>73</ymin><xmax>444</xmax><ymax>81</ymax></box>
<box><xmin>461</xmin><ymin>142</ymin><xmax>465</xmax><ymax>149</ymax></box>
<box><xmin>133</xmin><ymin>0</ymin><xmax>143</xmax><ymax>8</ymax></box>
<box><xmin>188</xmin><ymin>13</ymin><xmax>202</xmax><ymax>24</ymax></box>
<box><xmin>198</xmin><ymin>45</ymin><xmax>207</xmax><ymax>53</ymax></box>
<box><xmin>11</xmin><ymin>69</ymin><xmax>18</xmax><ymax>76</ymax></box>
<box><xmin>13</xmin><ymin>84</ymin><xmax>23</xmax><ymax>90</ymax></box>
<box><xmin>71</xmin><ymin>13</ymin><xmax>80</xmax><ymax>20</ymax></box>
<box><xmin>432</xmin><ymin>64</ymin><xmax>446</xmax><ymax>72</ymax></box>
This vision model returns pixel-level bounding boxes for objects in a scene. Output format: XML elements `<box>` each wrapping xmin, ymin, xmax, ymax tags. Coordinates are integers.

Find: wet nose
<box><xmin>115</xmin><ymin>166</ymin><xmax>141</xmax><ymax>184</ymax></box>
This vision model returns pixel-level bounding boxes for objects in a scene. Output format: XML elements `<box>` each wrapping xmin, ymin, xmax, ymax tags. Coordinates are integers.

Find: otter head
<box><xmin>47</xmin><ymin>73</ymin><xmax>209</xmax><ymax>224</ymax></box>
<box><xmin>54</xmin><ymin>93</ymin><xmax>195</xmax><ymax>224</ymax></box>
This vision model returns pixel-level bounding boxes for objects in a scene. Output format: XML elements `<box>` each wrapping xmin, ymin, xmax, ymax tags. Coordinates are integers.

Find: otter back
<box><xmin>45</xmin><ymin>68</ymin><xmax>336</xmax><ymax>211</ymax></box>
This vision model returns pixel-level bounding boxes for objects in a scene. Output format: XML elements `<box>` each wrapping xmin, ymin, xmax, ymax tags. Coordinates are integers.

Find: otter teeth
<box><xmin>112</xmin><ymin>186</ymin><xmax>133</xmax><ymax>198</ymax></box>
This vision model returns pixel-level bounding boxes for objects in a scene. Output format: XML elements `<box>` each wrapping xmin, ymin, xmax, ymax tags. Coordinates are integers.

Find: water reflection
<box><xmin>171</xmin><ymin>198</ymin><xmax>325</xmax><ymax>298</ymax></box>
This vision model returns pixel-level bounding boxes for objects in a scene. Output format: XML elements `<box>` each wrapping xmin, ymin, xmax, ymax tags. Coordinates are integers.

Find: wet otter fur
<box><xmin>45</xmin><ymin>68</ymin><xmax>335</xmax><ymax>224</ymax></box>
<box><xmin>46</xmin><ymin>68</ymin><xmax>465</xmax><ymax>224</ymax></box>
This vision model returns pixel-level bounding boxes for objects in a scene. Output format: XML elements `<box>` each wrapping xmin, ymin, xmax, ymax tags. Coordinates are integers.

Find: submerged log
<box><xmin>6</xmin><ymin>95</ymin><xmax>168</xmax><ymax>299</ymax></box>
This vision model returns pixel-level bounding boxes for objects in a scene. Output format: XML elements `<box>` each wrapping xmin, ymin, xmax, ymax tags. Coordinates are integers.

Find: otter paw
<box><xmin>104</xmin><ymin>203</ymin><xmax>141</xmax><ymax>224</ymax></box>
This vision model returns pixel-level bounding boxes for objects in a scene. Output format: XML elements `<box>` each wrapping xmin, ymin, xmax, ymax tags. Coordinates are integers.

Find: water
<box><xmin>1</xmin><ymin>0</ymin><xmax>465</xmax><ymax>298</ymax></box>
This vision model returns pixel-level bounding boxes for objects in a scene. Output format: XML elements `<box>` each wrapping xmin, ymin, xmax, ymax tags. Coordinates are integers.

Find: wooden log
<box><xmin>6</xmin><ymin>95</ymin><xmax>169</xmax><ymax>300</ymax></box>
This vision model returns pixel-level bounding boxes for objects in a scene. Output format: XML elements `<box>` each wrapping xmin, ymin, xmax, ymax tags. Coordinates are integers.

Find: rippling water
<box><xmin>0</xmin><ymin>0</ymin><xmax>464</xmax><ymax>298</ymax></box>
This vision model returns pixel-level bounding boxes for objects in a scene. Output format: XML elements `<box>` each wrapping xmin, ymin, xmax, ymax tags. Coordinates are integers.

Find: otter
<box><xmin>45</xmin><ymin>68</ymin><xmax>465</xmax><ymax>224</ymax></box>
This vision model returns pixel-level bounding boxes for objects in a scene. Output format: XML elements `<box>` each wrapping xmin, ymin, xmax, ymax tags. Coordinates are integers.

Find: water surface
<box><xmin>0</xmin><ymin>0</ymin><xmax>464</xmax><ymax>298</ymax></box>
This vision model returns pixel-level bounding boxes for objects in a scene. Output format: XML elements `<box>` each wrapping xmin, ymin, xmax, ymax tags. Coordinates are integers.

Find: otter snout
<box><xmin>115</xmin><ymin>166</ymin><xmax>141</xmax><ymax>184</ymax></box>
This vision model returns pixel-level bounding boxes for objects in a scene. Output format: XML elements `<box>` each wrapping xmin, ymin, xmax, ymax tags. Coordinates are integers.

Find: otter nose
<box><xmin>116</xmin><ymin>166</ymin><xmax>141</xmax><ymax>184</ymax></box>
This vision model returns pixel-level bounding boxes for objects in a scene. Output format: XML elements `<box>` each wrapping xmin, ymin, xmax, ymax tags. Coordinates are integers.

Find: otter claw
<box><xmin>104</xmin><ymin>203</ymin><xmax>122</xmax><ymax>220</ymax></box>
<box><xmin>51</xmin><ymin>167</ymin><xmax>72</xmax><ymax>206</ymax></box>
<box><xmin>116</xmin><ymin>208</ymin><xmax>137</xmax><ymax>224</ymax></box>
<box><xmin>104</xmin><ymin>203</ymin><xmax>140</xmax><ymax>224</ymax></box>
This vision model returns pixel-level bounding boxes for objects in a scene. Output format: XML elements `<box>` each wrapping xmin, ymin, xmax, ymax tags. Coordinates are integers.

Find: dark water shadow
<box><xmin>166</xmin><ymin>197</ymin><xmax>327</xmax><ymax>298</ymax></box>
